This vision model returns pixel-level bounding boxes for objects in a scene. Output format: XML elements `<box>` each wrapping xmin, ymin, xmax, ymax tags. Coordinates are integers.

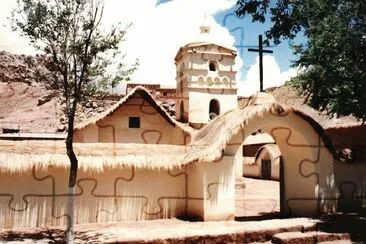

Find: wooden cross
<box><xmin>248</xmin><ymin>35</ymin><xmax>274</xmax><ymax>92</ymax></box>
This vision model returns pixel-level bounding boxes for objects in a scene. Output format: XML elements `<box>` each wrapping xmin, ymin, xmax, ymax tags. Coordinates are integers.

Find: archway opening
<box><xmin>209</xmin><ymin>61</ymin><xmax>217</xmax><ymax>71</ymax></box>
<box><xmin>236</xmin><ymin>131</ymin><xmax>283</xmax><ymax>220</ymax></box>
<box><xmin>217</xmin><ymin>105</ymin><xmax>338</xmax><ymax>219</ymax></box>
<box><xmin>209</xmin><ymin>99</ymin><xmax>220</xmax><ymax>120</ymax></box>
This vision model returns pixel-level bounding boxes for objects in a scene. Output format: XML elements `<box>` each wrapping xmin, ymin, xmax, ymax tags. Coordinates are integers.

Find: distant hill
<box><xmin>0</xmin><ymin>51</ymin><xmax>121</xmax><ymax>133</ymax></box>
<box><xmin>0</xmin><ymin>51</ymin><xmax>361</xmax><ymax>133</ymax></box>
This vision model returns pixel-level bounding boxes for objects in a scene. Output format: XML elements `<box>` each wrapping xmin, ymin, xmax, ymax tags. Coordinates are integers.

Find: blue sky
<box><xmin>155</xmin><ymin>0</ymin><xmax>301</xmax><ymax>92</ymax></box>
<box><xmin>0</xmin><ymin>0</ymin><xmax>301</xmax><ymax>96</ymax></box>
<box><xmin>214</xmin><ymin>6</ymin><xmax>296</xmax><ymax>72</ymax></box>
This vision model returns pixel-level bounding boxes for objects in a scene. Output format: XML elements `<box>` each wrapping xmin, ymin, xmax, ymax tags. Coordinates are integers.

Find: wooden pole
<box><xmin>259</xmin><ymin>35</ymin><xmax>263</xmax><ymax>92</ymax></box>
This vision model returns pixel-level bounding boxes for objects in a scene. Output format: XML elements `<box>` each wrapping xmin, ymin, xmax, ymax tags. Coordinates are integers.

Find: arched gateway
<box><xmin>192</xmin><ymin>102</ymin><xmax>337</xmax><ymax>217</ymax></box>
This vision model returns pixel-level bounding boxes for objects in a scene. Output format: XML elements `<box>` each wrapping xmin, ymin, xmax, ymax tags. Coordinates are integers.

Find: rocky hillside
<box><xmin>0</xmin><ymin>51</ymin><xmax>120</xmax><ymax>133</ymax></box>
<box><xmin>0</xmin><ymin>51</ymin><xmax>55</xmax><ymax>85</ymax></box>
<box><xmin>0</xmin><ymin>51</ymin><xmax>361</xmax><ymax>133</ymax></box>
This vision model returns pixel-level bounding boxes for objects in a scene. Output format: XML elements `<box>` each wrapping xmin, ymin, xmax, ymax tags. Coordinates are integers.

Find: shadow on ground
<box><xmin>0</xmin><ymin>228</ymin><xmax>65</xmax><ymax>243</ymax></box>
<box><xmin>235</xmin><ymin>211</ymin><xmax>282</xmax><ymax>221</ymax></box>
<box><xmin>318</xmin><ymin>210</ymin><xmax>366</xmax><ymax>243</ymax></box>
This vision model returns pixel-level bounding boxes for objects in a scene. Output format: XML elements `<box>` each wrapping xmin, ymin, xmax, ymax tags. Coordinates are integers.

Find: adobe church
<box><xmin>0</xmin><ymin>23</ymin><xmax>364</xmax><ymax>230</ymax></box>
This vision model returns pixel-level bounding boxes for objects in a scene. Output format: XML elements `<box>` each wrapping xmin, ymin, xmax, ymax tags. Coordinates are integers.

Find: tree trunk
<box><xmin>66</xmin><ymin>134</ymin><xmax>78</xmax><ymax>243</ymax></box>
<box><xmin>66</xmin><ymin>185</ymin><xmax>75</xmax><ymax>243</ymax></box>
<box><xmin>65</xmin><ymin>102</ymin><xmax>78</xmax><ymax>244</ymax></box>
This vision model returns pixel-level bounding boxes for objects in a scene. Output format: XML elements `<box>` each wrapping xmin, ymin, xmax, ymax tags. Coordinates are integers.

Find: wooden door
<box><xmin>261</xmin><ymin>159</ymin><xmax>271</xmax><ymax>180</ymax></box>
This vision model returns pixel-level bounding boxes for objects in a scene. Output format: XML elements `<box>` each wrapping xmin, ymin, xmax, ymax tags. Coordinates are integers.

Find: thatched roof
<box><xmin>74</xmin><ymin>86</ymin><xmax>194</xmax><ymax>134</ymax></box>
<box><xmin>247</xmin><ymin>92</ymin><xmax>276</xmax><ymax>106</ymax></box>
<box><xmin>260</xmin><ymin>86</ymin><xmax>362</xmax><ymax>129</ymax></box>
<box><xmin>190</xmin><ymin>103</ymin><xmax>336</xmax><ymax>159</ymax></box>
<box><xmin>0</xmin><ymin>140</ymin><xmax>204</xmax><ymax>173</ymax></box>
<box><xmin>0</xmin><ymin>103</ymin><xmax>337</xmax><ymax>173</ymax></box>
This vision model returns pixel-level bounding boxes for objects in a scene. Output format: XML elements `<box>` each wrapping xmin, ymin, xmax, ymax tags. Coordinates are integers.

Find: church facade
<box><xmin>174</xmin><ymin>42</ymin><xmax>238</xmax><ymax>128</ymax></box>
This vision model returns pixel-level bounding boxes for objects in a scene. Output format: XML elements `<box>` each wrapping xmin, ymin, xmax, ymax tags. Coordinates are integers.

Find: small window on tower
<box><xmin>209</xmin><ymin>61</ymin><xmax>217</xmax><ymax>71</ymax></box>
<box><xmin>129</xmin><ymin>117</ymin><xmax>140</xmax><ymax>128</ymax></box>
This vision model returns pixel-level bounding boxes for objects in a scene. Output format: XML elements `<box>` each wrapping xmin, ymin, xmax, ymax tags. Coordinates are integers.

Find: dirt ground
<box><xmin>235</xmin><ymin>177</ymin><xmax>280</xmax><ymax>218</ymax></box>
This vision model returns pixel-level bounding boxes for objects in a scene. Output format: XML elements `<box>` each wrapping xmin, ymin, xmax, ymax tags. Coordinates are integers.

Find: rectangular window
<box><xmin>2</xmin><ymin>128</ymin><xmax>20</xmax><ymax>134</ymax></box>
<box><xmin>129</xmin><ymin>117</ymin><xmax>140</xmax><ymax>128</ymax></box>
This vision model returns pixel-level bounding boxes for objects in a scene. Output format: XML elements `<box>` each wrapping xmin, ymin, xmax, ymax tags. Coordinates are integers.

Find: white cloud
<box><xmin>0</xmin><ymin>0</ymin><xmax>36</xmax><ymax>54</ymax></box>
<box><xmin>0</xmin><ymin>0</ymin><xmax>242</xmax><ymax>91</ymax></box>
<box><xmin>103</xmin><ymin>0</ymin><xmax>239</xmax><ymax>88</ymax></box>
<box><xmin>238</xmin><ymin>55</ymin><xmax>297</xmax><ymax>97</ymax></box>
<box><xmin>0</xmin><ymin>0</ymin><xmax>240</xmax><ymax>90</ymax></box>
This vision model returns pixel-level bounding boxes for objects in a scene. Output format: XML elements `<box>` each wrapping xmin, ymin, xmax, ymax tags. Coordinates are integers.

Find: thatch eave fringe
<box><xmin>74</xmin><ymin>86</ymin><xmax>194</xmax><ymax>135</ymax></box>
<box><xmin>0</xmin><ymin>103</ymin><xmax>339</xmax><ymax>173</ymax></box>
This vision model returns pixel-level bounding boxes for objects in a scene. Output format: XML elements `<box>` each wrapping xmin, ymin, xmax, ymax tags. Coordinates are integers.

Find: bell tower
<box><xmin>174</xmin><ymin>23</ymin><xmax>238</xmax><ymax>127</ymax></box>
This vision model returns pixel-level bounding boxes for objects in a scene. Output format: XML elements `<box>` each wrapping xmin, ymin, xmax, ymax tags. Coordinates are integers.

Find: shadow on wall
<box><xmin>333</xmin><ymin>159</ymin><xmax>366</xmax><ymax>213</ymax></box>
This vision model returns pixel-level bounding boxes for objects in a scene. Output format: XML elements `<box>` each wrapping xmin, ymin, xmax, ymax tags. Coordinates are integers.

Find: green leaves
<box><xmin>236</xmin><ymin>0</ymin><xmax>366</xmax><ymax>121</ymax></box>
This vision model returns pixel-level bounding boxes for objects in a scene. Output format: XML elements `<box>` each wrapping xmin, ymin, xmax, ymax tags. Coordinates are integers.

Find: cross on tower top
<box><xmin>248</xmin><ymin>35</ymin><xmax>274</xmax><ymax>92</ymax></box>
<box><xmin>200</xmin><ymin>13</ymin><xmax>211</xmax><ymax>34</ymax></box>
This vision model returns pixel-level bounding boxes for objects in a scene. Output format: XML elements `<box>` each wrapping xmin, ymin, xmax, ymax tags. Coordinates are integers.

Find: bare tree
<box><xmin>11</xmin><ymin>0</ymin><xmax>138</xmax><ymax>242</ymax></box>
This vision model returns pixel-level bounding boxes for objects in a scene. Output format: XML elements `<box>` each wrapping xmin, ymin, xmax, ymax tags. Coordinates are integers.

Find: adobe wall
<box><xmin>325</xmin><ymin>125</ymin><xmax>366</xmax><ymax>212</ymax></box>
<box><xmin>242</xmin><ymin>161</ymin><xmax>280</xmax><ymax>180</ymax></box>
<box><xmin>188</xmin><ymin>89</ymin><xmax>238</xmax><ymax>124</ymax></box>
<box><xmin>186</xmin><ymin>156</ymin><xmax>235</xmax><ymax>221</ymax></box>
<box><xmin>0</xmin><ymin>166</ymin><xmax>187</xmax><ymax>229</ymax></box>
<box><xmin>0</xmin><ymin>158</ymin><xmax>236</xmax><ymax>229</ymax></box>
<box><xmin>74</xmin><ymin>97</ymin><xmax>188</xmax><ymax>145</ymax></box>
<box><xmin>225</xmin><ymin>111</ymin><xmax>336</xmax><ymax>217</ymax></box>
<box><xmin>243</xmin><ymin>164</ymin><xmax>260</xmax><ymax>178</ymax></box>
<box><xmin>187</xmin><ymin>51</ymin><xmax>236</xmax><ymax>86</ymax></box>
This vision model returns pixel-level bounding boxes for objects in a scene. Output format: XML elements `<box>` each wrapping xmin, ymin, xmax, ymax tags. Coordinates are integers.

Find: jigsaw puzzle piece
<box><xmin>99</xmin><ymin>168</ymin><xmax>186</xmax><ymax>221</ymax></box>
<box><xmin>270</xmin><ymin>127</ymin><xmax>328</xmax><ymax>216</ymax></box>
<box><xmin>0</xmin><ymin>166</ymin><xmax>54</xmax><ymax>228</ymax></box>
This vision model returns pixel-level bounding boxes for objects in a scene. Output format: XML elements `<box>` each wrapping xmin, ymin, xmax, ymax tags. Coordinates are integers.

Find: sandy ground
<box><xmin>0</xmin><ymin>218</ymin><xmax>319</xmax><ymax>243</ymax></box>
<box><xmin>236</xmin><ymin>178</ymin><xmax>279</xmax><ymax>218</ymax></box>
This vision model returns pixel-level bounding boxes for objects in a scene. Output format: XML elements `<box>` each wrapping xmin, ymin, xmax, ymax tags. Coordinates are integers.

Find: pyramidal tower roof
<box><xmin>174</xmin><ymin>15</ymin><xmax>237</xmax><ymax>62</ymax></box>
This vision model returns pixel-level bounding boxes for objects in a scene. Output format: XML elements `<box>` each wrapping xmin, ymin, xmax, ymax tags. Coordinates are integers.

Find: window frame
<box><xmin>128</xmin><ymin>117</ymin><xmax>140</xmax><ymax>128</ymax></box>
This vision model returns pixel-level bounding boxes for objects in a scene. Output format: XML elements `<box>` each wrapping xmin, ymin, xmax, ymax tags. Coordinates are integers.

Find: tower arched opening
<box><xmin>209</xmin><ymin>99</ymin><xmax>220</xmax><ymax>120</ymax></box>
